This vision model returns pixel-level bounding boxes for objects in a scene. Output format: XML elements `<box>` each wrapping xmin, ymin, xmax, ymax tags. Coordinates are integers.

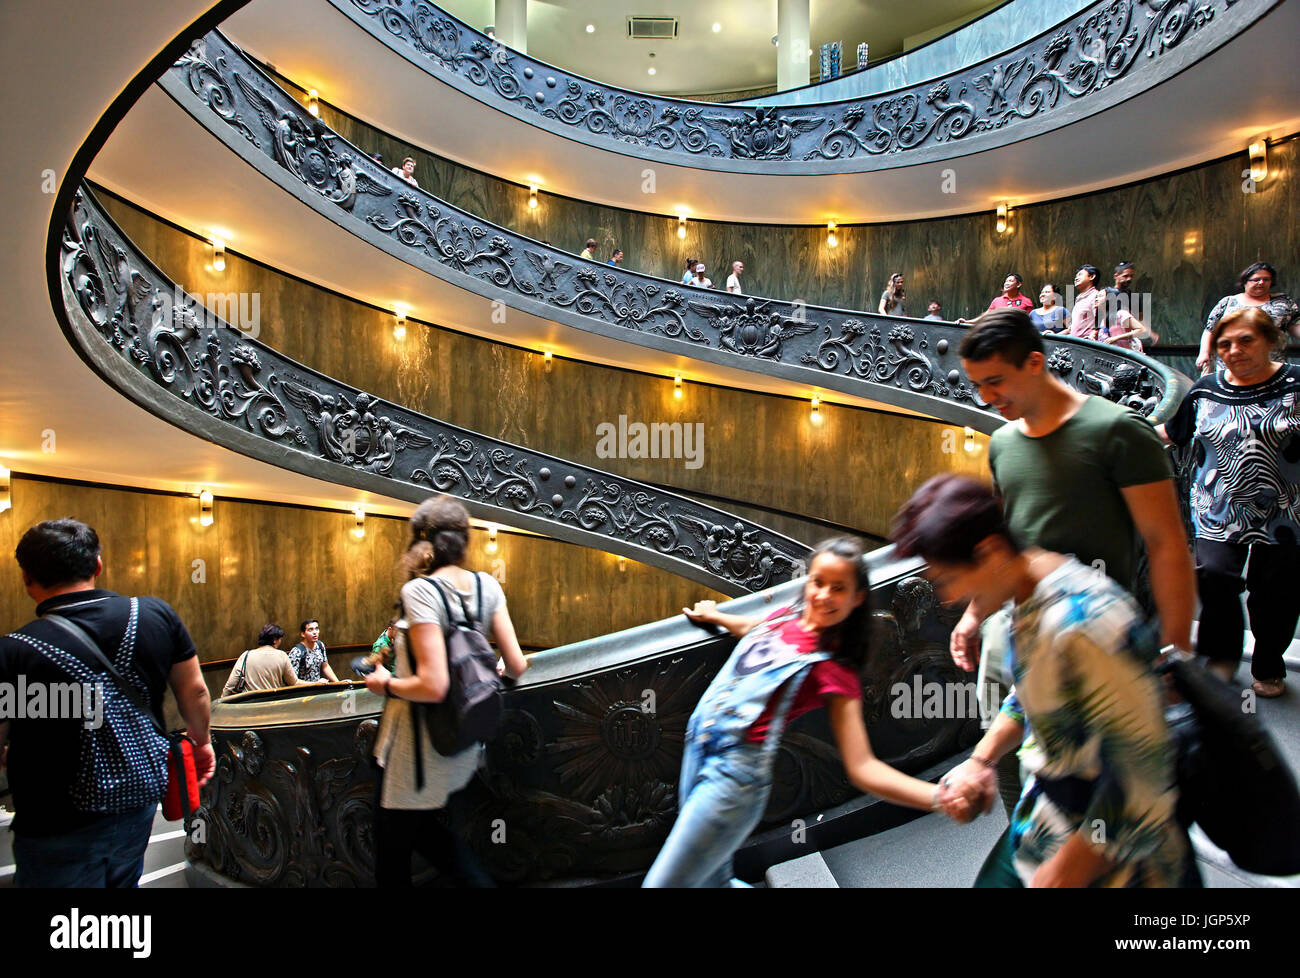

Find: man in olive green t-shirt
<box><xmin>953</xmin><ymin>309</ymin><xmax>1195</xmax><ymax>816</ymax></box>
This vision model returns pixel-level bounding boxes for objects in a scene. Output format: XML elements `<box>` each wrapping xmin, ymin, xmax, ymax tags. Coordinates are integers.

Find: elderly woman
<box><xmin>893</xmin><ymin>474</ymin><xmax>1195</xmax><ymax>887</ymax></box>
<box><xmin>1196</xmin><ymin>262</ymin><xmax>1299</xmax><ymax>374</ymax></box>
<box><xmin>1159</xmin><ymin>307</ymin><xmax>1300</xmax><ymax>698</ymax></box>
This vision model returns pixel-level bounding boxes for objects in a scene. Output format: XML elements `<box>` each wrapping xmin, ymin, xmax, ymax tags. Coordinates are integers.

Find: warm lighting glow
<box><xmin>996</xmin><ymin>203</ymin><xmax>1008</xmax><ymax>235</ymax></box>
<box><xmin>528</xmin><ymin>184</ymin><xmax>538</xmax><ymax>209</ymax></box>
<box><xmin>964</xmin><ymin>427</ymin><xmax>977</xmax><ymax>454</ymax></box>
<box><xmin>542</xmin><ymin>350</ymin><xmax>553</xmax><ymax>372</ymax></box>
<box><xmin>0</xmin><ymin>465</ymin><xmax>11</xmax><ymax>514</ymax></box>
<box><xmin>712</xmin><ymin>23</ymin><xmax>721</xmax><ymax>33</ymax></box>
<box><xmin>810</xmin><ymin>395</ymin><xmax>822</xmax><ymax>424</ymax></box>
<box><xmin>393</xmin><ymin>305</ymin><xmax>407</xmax><ymax>341</ymax></box>
<box><xmin>826</xmin><ymin>220</ymin><xmax>838</xmax><ymax>248</ymax></box>
<box><xmin>1183</xmin><ymin>230</ymin><xmax>1201</xmax><ymax>257</ymax></box>
<box><xmin>677</xmin><ymin>215</ymin><xmax>687</xmax><ymax>240</ymax></box>
<box><xmin>307</xmin><ymin>89</ymin><xmax>320</xmax><ymax>117</ymax></box>
<box><xmin>618</xmin><ymin>555</ymin><xmax>627</xmax><ymax>572</ymax></box>
<box><xmin>673</xmin><ymin>374</ymin><xmax>683</xmax><ymax>399</ymax></box>
<box><xmin>352</xmin><ymin>505</ymin><xmax>366</xmax><ymax>539</ymax></box>
<box><xmin>648</xmin><ymin>66</ymin><xmax>656</xmax><ymax>76</ymax></box>
<box><xmin>1249</xmin><ymin>139</ymin><xmax>1268</xmax><ymax>183</ymax></box>
<box><xmin>586</xmin><ymin>23</ymin><xmax>595</xmax><ymax>33</ymax></box>
<box><xmin>199</xmin><ymin>489</ymin><xmax>214</xmax><ymax>527</ymax></box>
<box><xmin>211</xmin><ymin>239</ymin><xmax>226</xmax><ymax>273</ymax></box>
<box><xmin>487</xmin><ymin>526</ymin><xmax>499</xmax><ymax>554</ymax></box>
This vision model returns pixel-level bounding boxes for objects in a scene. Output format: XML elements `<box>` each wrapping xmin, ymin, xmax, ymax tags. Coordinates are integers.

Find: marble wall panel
<box><xmin>0</xmin><ymin>476</ymin><xmax>727</xmax><ymax>662</ymax></box>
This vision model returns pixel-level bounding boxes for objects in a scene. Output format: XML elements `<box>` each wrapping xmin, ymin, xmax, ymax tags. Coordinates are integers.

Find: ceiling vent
<box><xmin>627</xmin><ymin>16</ymin><xmax>678</xmax><ymax>40</ymax></box>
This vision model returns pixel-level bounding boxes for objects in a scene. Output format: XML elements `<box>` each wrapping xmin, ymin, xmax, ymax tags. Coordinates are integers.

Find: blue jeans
<box><xmin>12</xmin><ymin>805</ymin><xmax>157</xmax><ymax>888</ymax></box>
<box><xmin>643</xmin><ymin>741</ymin><xmax>771</xmax><ymax>887</ymax></box>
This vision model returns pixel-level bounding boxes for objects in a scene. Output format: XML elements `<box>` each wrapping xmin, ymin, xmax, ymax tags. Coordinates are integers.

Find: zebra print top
<box><xmin>1165</xmin><ymin>363</ymin><xmax>1300</xmax><ymax>545</ymax></box>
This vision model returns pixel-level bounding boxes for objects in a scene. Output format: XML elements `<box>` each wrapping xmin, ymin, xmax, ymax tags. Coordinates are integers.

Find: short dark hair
<box><xmin>1114</xmin><ymin>261</ymin><xmax>1135</xmax><ymax>276</ymax></box>
<box><xmin>1077</xmin><ymin>264</ymin><xmax>1100</xmax><ymax>284</ymax></box>
<box><xmin>891</xmin><ymin>475</ymin><xmax>1020</xmax><ymax>565</ymax></box>
<box><xmin>1005</xmin><ymin>272</ymin><xmax>1023</xmax><ymax>285</ymax></box>
<box><xmin>15</xmin><ymin>518</ymin><xmax>101</xmax><ymax>588</ymax></box>
<box><xmin>1238</xmin><ymin>261</ymin><xmax>1278</xmax><ymax>290</ymax></box>
<box><xmin>612</xmin><ymin>249</ymin><xmax>623</xmax><ymax>258</ymax></box>
<box><xmin>299</xmin><ymin>618</ymin><xmax>319</xmax><ymax>634</ymax></box>
<box><xmin>258</xmin><ymin>623</ymin><xmax>285</xmax><ymax>646</ymax></box>
<box><xmin>585</xmin><ymin>238</ymin><xmax>598</xmax><ymax>250</ymax></box>
<box><xmin>958</xmin><ymin>307</ymin><xmax>1045</xmax><ymax>366</ymax></box>
<box><xmin>685</xmin><ymin>257</ymin><xmax>696</xmax><ymax>269</ymax></box>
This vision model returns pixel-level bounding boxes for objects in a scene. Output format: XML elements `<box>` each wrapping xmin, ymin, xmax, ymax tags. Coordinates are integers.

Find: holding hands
<box><xmin>934</xmin><ymin>757</ymin><xmax>998</xmax><ymax>823</ymax></box>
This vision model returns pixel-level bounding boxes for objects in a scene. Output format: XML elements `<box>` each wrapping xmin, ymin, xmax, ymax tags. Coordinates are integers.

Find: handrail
<box><xmin>157</xmin><ymin>29</ymin><xmax>1190</xmax><ymax>431</ymax></box>
<box><xmin>58</xmin><ymin>185</ymin><xmax>810</xmax><ymax>596</ymax></box>
<box><xmin>323</xmin><ymin>0</ymin><xmax>1276</xmax><ymax>172</ymax></box>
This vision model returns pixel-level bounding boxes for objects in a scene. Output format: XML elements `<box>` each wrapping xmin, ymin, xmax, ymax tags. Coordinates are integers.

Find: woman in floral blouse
<box><xmin>893</xmin><ymin>475</ymin><xmax>1197</xmax><ymax>887</ymax></box>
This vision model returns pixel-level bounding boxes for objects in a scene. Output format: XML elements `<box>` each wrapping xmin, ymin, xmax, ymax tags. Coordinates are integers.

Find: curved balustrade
<box><xmin>324</xmin><ymin>0</ymin><xmax>1275</xmax><ymax>173</ymax></box>
<box><xmin>58</xmin><ymin>186</ymin><xmax>810</xmax><ymax>596</ymax></box>
<box><xmin>186</xmin><ymin>549</ymin><xmax>976</xmax><ymax>886</ymax></box>
<box><xmin>157</xmin><ymin>30</ymin><xmax>1189</xmax><ymax>431</ymax></box>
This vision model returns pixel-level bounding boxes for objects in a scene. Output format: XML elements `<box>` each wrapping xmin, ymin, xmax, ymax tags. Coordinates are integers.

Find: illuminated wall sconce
<box><xmin>487</xmin><ymin>526</ymin><xmax>499</xmax><ymax>554</ymax></box>
<box><xmin>673</xmin><ymin>374</ymin><xmax>683</xmax><ymax>399</ymax></box>
<box><xmin>1249</xmin><ymin>139</ymin><xmax>1268</xmax><ymax>184</ymax></box>
<box><xmin>352</xmin><ymin>505</ymin><xmax>366</xmax><ymax>539</ymax></box>
<box><xmin>393</xmin><ymin>305</ymin><xmax>407</xmax><ymax>341</ymax></box>
<box><xmin>826</xmin><ymin>221</ymin><xmax>838</xmax><ymax>248</ymax></box>
<box><xmin>210</xmin><ymin>239</ymin><xmax>226</xmax><ymax>273</ymax></box>
<box><xmin>810</xmin><ymin>395</ymin><xmax>822</xmax><ymax>424</ymax></box>
<box><xmin>964</xmin><ymin>427</ymin><xmax>977</xmax><ymax>453</ymax></box>
<box><xmin>542</xmin><ymin>350</ymin><xmax>553</xmax><ymax>372</ymax></box>
<box><xmin>0</xmin><ymin>465</ymin><xmax>11</xmax><ymax>514</ymax></box>
<box><xmin>617</xmin><ymin>555</ymin><xmax>627</xmax><ymax>573</ymax></box>
<box><xmin>307</xmin><ymin>89</ymin><xmax>320</xmax><ymax>117</ymax></box>
<box><xmin>198</xmin><ymin>489</ymin><xmax>214</xmax><ymax>527</ymax></box>
<box><xmin>677</xmin><ymin>215</ymin><xmax>687</xmax><ymax>240</ymax></box>
<box><xmin>528</xmin><ymin>185</ymin><xmax>539</xmax><ymax>209</ymax></box>
<box><xmin>1183</xmin><ymin>230</ymin><xmax>1201</xmax><ymax>258</ymax></box>
<box><xmin>995</xmin><ymin>203</ymin><xmax>1009</xmax><ymax>235</ymax></box>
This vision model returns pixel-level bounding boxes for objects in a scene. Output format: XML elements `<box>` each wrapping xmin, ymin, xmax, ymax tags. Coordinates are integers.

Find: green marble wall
<box><xmin>97</xmin><ymin>193</ymin><xmax>989</xmax><ymax>543</ymax></box>
<box><xmin>305</xmin><ymin>83</ymin><xmax>1297</xmax><ymax>346</ymax></box>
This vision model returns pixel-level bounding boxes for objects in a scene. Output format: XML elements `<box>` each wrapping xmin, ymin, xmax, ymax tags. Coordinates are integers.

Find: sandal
<box><xmin>1251</xmin><ymin>679</ymin><xmax>1286</xmax><ymax>698</ymax></box>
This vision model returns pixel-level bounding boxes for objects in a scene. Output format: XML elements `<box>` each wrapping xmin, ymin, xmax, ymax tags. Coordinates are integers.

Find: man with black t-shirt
<box><xmin>0</xmin><ymin>519</ymin><xmax>213</xmax><ymax>887</ymax></box>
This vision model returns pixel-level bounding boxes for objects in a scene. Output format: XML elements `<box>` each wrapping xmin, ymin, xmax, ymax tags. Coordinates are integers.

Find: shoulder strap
<box><xmin>235</xmin><ymin>650</ymin><xmax>251</xmax><ymax>690</ymax></box>
<box><xmin>474</xmin><ymin>572</ymin><xmax>483</xmax><ymax>625</ymax></box>
<box><xmin>427</xmin><ymin>574</ymin><xmax>474</xmax><ymax>628</ymax></box>
<box><xmin>42</xmin><ymin>612</ymin><xmax>164</xmax><ymax>736</ymax></box>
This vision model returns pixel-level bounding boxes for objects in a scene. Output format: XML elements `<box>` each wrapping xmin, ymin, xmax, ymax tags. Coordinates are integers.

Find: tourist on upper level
<box><xmin>953</xmin><ymin>309</ymin><xmax>1195</xmax><ymax>817</ymax></box>
<box><xmin>0</xmin><ymin>518</ymin><xmax>213</xmax><ymax>887</ymax></box>
<box><xmin>1101</xmin><ymin>261</ymin><xmax>1151</xmax><ymax>351</ymax></box>
<box><xmin>1029</xmin><ymin>285</ymin><xmax>1070</xmax><ymax>334</ymax></box>
<box><xmin>681</xmin><ymin>258</ymin><xmax>698</xmax><ymax>284</ymax></box>
<box><xmin>879</xmin><ymin>273</ymin><xmax>907</xmax><ymax>316</ymax></box>
<box><xmin>288</xmin><ymin>618</ymin><xmax>337</xmax><ymax>683</ymax></box>
<box><xmin>895</xmin><ymin>475</ymin><xmax>1197</xmax><ymax>888</ymax></box>
<box><xmin>1158</xmin><ymin>307</ymin><xmax>1300</xmax><ymax>699</ymax></box>
<box><xmin>391</xmin><ymin>157</ymin><xmax>418</xmax><ymax>188</ymax></box>
<box><xmin>726</xmin><ymin>260</ymin><xmax>744</xmax><ymax>295</ymax></box>
<box><xmin>642</xmin><ymin>537</ymin><xmax>981</xmax><ymax>888</ymax></box>
<box><xmin>365</xmin><ymin>495</ymin><xmax>529</xmax><ymax>887</ymax></box>
<box><xmin>924</xmin><ymin>300</ymin><xmax>944</xmax><ymax>321</ymax></box>
<box><xmin>689</xmin><ymin>263</ymin><xmax>713</xmax><ymax>289</ymax></box>
<box><xmin>988</xmin><ymin>273</ymin><xmax>1035</xmax><ymax>313</ymax></box>
<box><xmin>1196</xmin><ymin>262</ymin><xmax>1300</xmax><ymax>375</ymax></box>
<box><xmin>1069</xmin><ymin>265</ymin><xmax>1107</xmax><ymax>340</ymax></box>
<box><xmin>607</xmin><ymin>249</ymin><xmax>624</xmax><ymax>267</ymax></box>
<box><xmin>222</xmin><ymin>624</ymin><xmax>304</xmax><ymax>696</ymax></box>
<box><xmin>580</xmin><ymin>238</ymin><xmax>598</xmax><ymax>261</ymax></box>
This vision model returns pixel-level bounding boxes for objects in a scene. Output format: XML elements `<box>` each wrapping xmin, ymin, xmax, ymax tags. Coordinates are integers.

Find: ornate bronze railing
<box><xmin>59</xmin><ymin>185</ymin><xmax>809</xmax><ymax>595</ymax></box>
<box><xmin>158</xmin><ymin>29</ymin><xmax>1189</xmax><ymax>430</ymax></box>
<box><xmin>324</xmin><ymin>0</ymin><xmax>1275</xmax><ymax>172</ymax></box>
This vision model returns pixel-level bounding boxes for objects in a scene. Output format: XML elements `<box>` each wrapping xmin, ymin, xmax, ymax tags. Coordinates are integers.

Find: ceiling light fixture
<box><xmin>810</xmin><ymin>395</ymin><xmax>822</xmax><ymax>424</ymax></box>
<box><xmin>673</xmin><ymin>374</ymin><xmax>683</xmax><ymax>399</ymax></box>
<box><xmin>528</xmin><ymin>184</ymin><xmax>539</xmax><ymax>209</ymax></box>
<box><xmin>712</xmin><ymin>23</ymin><xmax>721</xmax><ymax>33</ymax></box>
<box><xmin>307</xmin><ymin>89</ymin><xmax>320</xmax><ymax>118</ymax></box>
<box><xmin>198</xmin><ymin>489</ymin><xmax>214</xmax><ymax>527</ymax></box>
<box><xmin>677</xmin><ymin>215</ymin><xmax>687</xmax><ymax>239</ymax></box>
<box><xmin>826</xmin><ymin>221</ymin><xmax>838</xmax><ymax>248</ymax></box>
<box><xmin>1249</xmin><ymin>139</ymin><xmax>1269</xmax><ymax>183</ymax></box>
<box><xmin>352</xmin><ymin>505</ymin><xmax>366</xmax><ymax>539</ymax></box>
<box><xmin>393</xmin><ymin>305</ymin><xmax>407</xmax><ymax>341</ymax></box>
<box><xmin>996</xmin><ymin>202</ymin><xmax>1009</xmax><ymax>235</ymax></box>
<box><xmin>487</xmin><ymin>526</ymin><xmax>499</xmax><ymax>554</ymax></box>
<box><xmin>210</xmin><ymin>238</ymin><xmax>226</xmax><ymax>273</ymax></box>
<box><xmin>586</xmin><ymin>23</ymin><xmax>595</xmax><ymax>33</ymax></box>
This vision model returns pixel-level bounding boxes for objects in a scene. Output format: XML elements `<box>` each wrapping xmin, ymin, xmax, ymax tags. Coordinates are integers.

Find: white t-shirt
<box><xmin>690</xmin><ymin>277</ymin><xmax>713</xmax><ymax>289</ymax></box>
<box><xmin>726</xmin><ymin>274</ymin><xmax>743</xmax><ymax>294</ymax></box>
<box><xmin>391</xmin><ymin>167</ymin><xmax>418</xmax><ymax>187</ymax></box>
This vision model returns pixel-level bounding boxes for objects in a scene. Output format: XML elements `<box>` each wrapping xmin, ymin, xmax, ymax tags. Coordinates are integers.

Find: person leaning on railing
<box><xmin>1196</xmin><ymin>262</ymin><xmax>1299</xmax><ymax>375</ymax></box>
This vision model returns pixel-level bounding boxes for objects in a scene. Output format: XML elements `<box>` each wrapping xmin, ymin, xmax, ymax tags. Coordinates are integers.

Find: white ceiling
<box><xmin>434</xmin><ymin>0</ymin><xmax>999</xmax><ymax>95</ymax></box>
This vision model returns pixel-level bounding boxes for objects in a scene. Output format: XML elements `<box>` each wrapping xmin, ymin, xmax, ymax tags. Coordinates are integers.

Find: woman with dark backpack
<box><xmin>364</xmin><ymin>496</ymin><xmax>528</xmax><ymax>886</ymax></box>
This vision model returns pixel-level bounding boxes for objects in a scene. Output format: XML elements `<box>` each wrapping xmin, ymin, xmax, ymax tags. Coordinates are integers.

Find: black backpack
<box><xmin>409</xmin><ymin>573</ymin><xmax>504</xmax><ymax>779</ymax></box>
<box><xmin>1160</xmin><ymin>655</ymin><xmax>1300</xmax><ymax>876</ymax></box>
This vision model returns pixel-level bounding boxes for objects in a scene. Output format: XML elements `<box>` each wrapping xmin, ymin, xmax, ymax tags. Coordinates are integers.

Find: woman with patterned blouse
<box><xmin>1196</xmin><ymin>262</ymin><xmax>1299</xmax><ymax>374</ymax></box>
<box><xmin>1159</xmin><ymin>307</ymin><xmax>1299</xmax><ymax>698</ymax></box>
<box><xmin>893</xmin><ymin>475</ymin><xmax>1195</xmax><ymax>887</ymax></box>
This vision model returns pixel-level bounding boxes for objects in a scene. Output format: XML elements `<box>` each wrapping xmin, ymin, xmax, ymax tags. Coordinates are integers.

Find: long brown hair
<box><xmin>400</xmin><ymin>495</ymin><xmax>470</xmax><ymax>579</ymax></box>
